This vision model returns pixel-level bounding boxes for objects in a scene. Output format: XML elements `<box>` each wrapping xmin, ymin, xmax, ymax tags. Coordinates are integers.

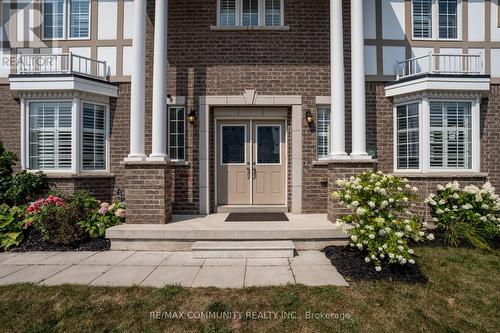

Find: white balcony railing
<box><xmin>16</xmin><ymin>53</ymin><xmax>108</xmax><ymax>81</ymax></box>
<box><xmin>396</xmin><ymin>52</ymin><xmax>483</xmax><ymax>80</ymax></box>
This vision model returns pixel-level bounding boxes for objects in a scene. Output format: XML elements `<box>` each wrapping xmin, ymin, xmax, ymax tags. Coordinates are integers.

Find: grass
<box><xmin>0</xmin><ymin>246</ymin><xmax>499</xmax><ymax>333</ymax></box>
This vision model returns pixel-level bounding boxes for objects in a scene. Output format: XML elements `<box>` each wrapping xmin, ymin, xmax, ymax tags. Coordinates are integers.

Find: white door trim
<box><xmin>199</xmin><ymin>93</ymin><xmax>302</xmax><ymax>215</ymax></box>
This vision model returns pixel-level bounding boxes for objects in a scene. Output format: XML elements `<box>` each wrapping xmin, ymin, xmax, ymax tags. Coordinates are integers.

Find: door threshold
<box><xmin>216</xmin><ymin>205</ymin><xmax>289</xmax><ymax>213</ymax></box>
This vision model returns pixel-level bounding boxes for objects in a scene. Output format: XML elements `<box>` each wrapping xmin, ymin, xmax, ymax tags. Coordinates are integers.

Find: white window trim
<box><xmin>80</xmin><ymin>100</ymin><xmax>110</xmax><ymax>173</ymax></box>
<box><xmin>316</xmin><ymin>105</ymin><xmax>331</xmax><ymax>160</ymax></box>
<box><xmin>411</xmin><ymin>0</ymin><xmax>462</xmax><ymax>41</ymax></box>
<box><xmin>167</xmin><ymin>105</ymin><xmax>186</xmax><ymax>162</ymax></box>
<box><xmin>216</xmin><ymin>0</ymin><xmax>284</xmax><ymax>27</ymax></box>
<box><xmin>42</xmin><ymin>0</ymin><xmax>91</xmax><ymax>41</ymax></box>
<box><xmin>393</xmin><ymin>97</ymin><xmax>480</xmax><ymax>174</ymax></box>
<box><xmin>67</xmin><ymin>0</ymin><xmax>92</xmax><ymax>40</ymax></box>
<box><xmin>24</xmin><ymin>99</ymin><xmax>73</xmax><ymax>173</ymax></box>
<box><xmin>22</xmin><ymin>97</ymin><xmax>109</xmax><ymax>174</ymax></box>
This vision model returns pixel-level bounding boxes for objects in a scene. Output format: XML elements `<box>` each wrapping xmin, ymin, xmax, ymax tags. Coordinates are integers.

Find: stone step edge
<box><xmin>191</xmin><ymin>240</ymin><xmax>295</xmax><ymax>251</ymax></box>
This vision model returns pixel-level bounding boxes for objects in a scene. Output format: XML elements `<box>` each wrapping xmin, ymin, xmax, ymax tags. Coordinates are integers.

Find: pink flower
<box><xmin>99</xmin><ymin>207</ymin><xmax>108</xmax><ymax>215</ymax></box>
<box><xmin>101</xmin><ymin>202</ymin><xmax>110</xmax><ymax>209</ymax></box>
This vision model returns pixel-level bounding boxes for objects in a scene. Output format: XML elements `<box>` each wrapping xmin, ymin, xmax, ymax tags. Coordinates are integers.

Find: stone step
<box><xmin>191</xmin><ymin>240</ymin><xmax>296</xmax><ymax>259</ymax></box>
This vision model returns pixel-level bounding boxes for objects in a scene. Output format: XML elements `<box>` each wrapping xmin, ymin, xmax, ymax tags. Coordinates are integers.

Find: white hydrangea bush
<box><xmin>426</xmin><ymin>181</ymin><xmax>500</xmax><ymax>248</ymax></box>
<box><xmin>333</xmin><ymin>170</ymin><xmax>433</xmax><ymax>271</ymax></box>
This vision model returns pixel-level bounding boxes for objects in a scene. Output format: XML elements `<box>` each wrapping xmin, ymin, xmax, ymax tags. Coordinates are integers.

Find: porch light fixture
<box><xmin>187</xmin><ymin>109</ymin><xmax>196</xmax><ymax>124</ymax></box>
<box><xmin>305</xmin><ymin>111</ymin><xmax>314</xmax><ymax>124</ymax></box>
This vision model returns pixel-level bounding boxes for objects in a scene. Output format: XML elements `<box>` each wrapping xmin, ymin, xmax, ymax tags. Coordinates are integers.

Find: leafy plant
<box><xmin>426</xmin><ymin>181</ymin><xmax>500</xmax><ymax>249</ymax></box>
<box><xmin>0</xmin><ymin>204</ymin><xmax>27</xmax><ymax>251</ymax></box>
<box><xmin>79</xmin><ymin>201</ymin><xmax>125</xmax><ymax>238</ymax></box>
<box><xmin>3</xmin><ymin>170</ymin><xmax>48</xmax><ymax>206</ymax></box>
<box><xmin>0</xmin><ymin>141</ymin><xmax>17</xmax><ymax>204</ymax></box>
<box><xmin>333</xmin><ymin>170</ymin><xmax>433</xmax><ymax>271</ymax></box>
<box><xmin>26</xmin><ymin>191</ymin><xmax>103</xmax><ymax>244</ymax></box>
<box><xmin>0</xmin><ymin>141</ymin><xmax>48</xmax><ymax>206</ymax></box>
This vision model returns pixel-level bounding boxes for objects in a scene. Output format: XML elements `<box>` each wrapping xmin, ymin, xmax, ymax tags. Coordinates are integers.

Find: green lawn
<box><xmin>0</xmin><ymin>247</ymin><xmax>499</xmax><ymax>333</ymax></box>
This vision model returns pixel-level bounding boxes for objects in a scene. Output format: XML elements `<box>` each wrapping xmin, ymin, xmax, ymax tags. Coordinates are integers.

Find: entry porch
<box><xmin>106</xmin><ymin>213</ymin><xmax>348</xmax><ymax>252</ymax></box>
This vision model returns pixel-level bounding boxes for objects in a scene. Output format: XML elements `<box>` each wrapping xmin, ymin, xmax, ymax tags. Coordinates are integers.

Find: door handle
<box><xmin>246</xmin><ymin>162</ymin><xmax>251</xmax><ymax>179</ymax></box>
<box><xmin>252</xmin><ymin>161</ymin><xmax>257</xmax><ymax>179</ymax></box>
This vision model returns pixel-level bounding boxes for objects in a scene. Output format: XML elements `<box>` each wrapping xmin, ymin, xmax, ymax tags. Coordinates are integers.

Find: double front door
<box><xmin>217</xmin><ymin>120</ymin><xmax>286</xmax><ymax>205</ymax></box>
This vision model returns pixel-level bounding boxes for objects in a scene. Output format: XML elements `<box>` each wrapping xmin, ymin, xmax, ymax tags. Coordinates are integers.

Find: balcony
<box><xmin>9</xmin><ymin>53</ymin><xmax>117</xmax><ymax>98</ymax></box>
<box><xmin>386</xmin><ymin>52</ymin><xmax>490</xmax><ymax>98</ymax></box>
<box><xmin>16</xmin><ymin>53</ymin><xmax>108</xmax><ymax>81</ymax></box>
<box><xmin>396</xmin><ymin>52</ymin><xmax>483</xmax><ymax>80</ymax></box>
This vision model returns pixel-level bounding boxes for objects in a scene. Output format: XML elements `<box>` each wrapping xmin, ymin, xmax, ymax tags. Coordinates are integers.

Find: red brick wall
<box><xmin>1</xmin><ymin>0</ymin><xmax>500</xmax><ymax>217</ymax></box>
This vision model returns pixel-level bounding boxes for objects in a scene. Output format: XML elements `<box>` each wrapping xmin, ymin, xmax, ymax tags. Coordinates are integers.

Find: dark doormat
<box><xmin>225</xmin><ymin>212</ymin><xmax>289</xmax><ymax>222</ymax></box>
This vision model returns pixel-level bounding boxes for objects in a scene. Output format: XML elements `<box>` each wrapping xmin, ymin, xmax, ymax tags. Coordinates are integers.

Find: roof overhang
<box><xmin>385</xmin><ymin>74</ymin><xmax>491</xmax><ymax>98</ymax></box>
<box><xmin>8</xmin><ymin>74</ymin><xmax>118</xmax><ymax>98</ymax></box>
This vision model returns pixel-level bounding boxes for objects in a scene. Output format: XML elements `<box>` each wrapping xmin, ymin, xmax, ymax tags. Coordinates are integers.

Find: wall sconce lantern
<box><xmin>305</xmin><ymin>111</ymin><xmax>314</xmax><ymax>124</ymax></box>
<box><xmin>187</xmin><ymin>110</ymin><xmax>196</xmax><ymax>124</ymax></box>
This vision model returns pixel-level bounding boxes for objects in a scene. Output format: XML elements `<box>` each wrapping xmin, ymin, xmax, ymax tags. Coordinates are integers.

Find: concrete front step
<box><xmin>191</xmin><ymin>241</ymin><xmax>295</xmax><ymax>259</ymax></box>
<box><xmin>106</xmin><ymin>214</ymin><xmax>349</xmax><ymax>251</ymax></box>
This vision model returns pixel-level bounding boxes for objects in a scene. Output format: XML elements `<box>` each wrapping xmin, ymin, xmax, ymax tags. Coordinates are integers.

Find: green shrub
<box><xmin>79</xmin><ymin>201</ymin><xmax>125</xmax><ymax>238</ymax></box>
<box><xmin>0</xmin><ymin>141</ymin><xmax>17</xmax><ymax>203</ymax></box>
<box><xmin>37</xmin><ymin>202</ymin><xmax>86</xmax><ymax>245</ymax></box>
<box><xmin>426</xmin><ymin>181</ymin><xmax>500</xmax><ymax>249</ymax></box>
<box><xmin>3</xmin><ymin>170</ymin><xmax>48</xmax><ymax>206</ymax></box>
<box><xmin>0</xmin><ymin>141</ymin><xmax>48</xmax><ymax>206</ymax></box>
<box><xmin>333</xmin><ymin>170</ymin><xmax>433</xmax><ymax>271</ymax></box>
<box><xmin>27</xmin><ymin>191</ymin><xmax>100</xmax><ymax>245</ymax></box>
<box><xmin>0</xmin><ymin>204</ymin><xmax>27</xmax><ymax>251</ymax></box>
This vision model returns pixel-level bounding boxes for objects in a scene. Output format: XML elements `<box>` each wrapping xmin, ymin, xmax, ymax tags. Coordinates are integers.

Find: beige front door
<box><xmin>217</xmin><ymin>120</ymin><xmax>286</xmax><ymax>206</ymax></box>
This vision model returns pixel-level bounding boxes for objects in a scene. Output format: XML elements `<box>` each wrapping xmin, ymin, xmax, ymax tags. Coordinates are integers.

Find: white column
<box><xmin>149</xmin><ymin>0</ymin><xmax>169</xmax><ymax>161</ymax></box>
<box><xmin>127</xmin><ymin>0</ymin><xmax>147</xmax><ymax>161</ymax></box>
<box><xmin>330</xmin><ymin>0</ymin><xmax>348</xmax><ymax>159</ymax></box>
<box><xmin>350</xmin><ymin>0</ymin><xmax>370</xmax><ymax>159</ymax></box>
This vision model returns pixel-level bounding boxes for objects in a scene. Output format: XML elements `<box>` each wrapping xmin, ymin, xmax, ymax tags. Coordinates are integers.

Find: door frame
<box><xmin>214</xmin><ymin>116</ymin><xmax>288</xmax><ymax>207</ymax></box>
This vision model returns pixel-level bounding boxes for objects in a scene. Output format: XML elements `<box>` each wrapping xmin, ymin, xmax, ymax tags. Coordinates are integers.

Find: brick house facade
<box><xmin>1</xmin><ymin>0</ymin><xmax>499</xmax><ymax>224</ymax></box>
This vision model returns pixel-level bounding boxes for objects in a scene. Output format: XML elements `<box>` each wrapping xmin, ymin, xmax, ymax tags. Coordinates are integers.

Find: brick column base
<box><xmin>123</xmin><ymin>161</ymin><xmax>172</xmax><ymax>224</ymax></box>
<box><xmin>327</xmin><ymin>160</ymin><xmax>377</xmax><ymax>222</ymax></box>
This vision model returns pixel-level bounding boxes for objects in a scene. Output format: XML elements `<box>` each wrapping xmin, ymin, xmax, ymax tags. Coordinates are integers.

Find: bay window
<box><xmin>394</xmin><ymin>98</ymin><xmax>479</xmax><ymax>173</ymax></box>
<box><xmin>82</xmin><ymin>103</ymin><xmax>106</xmax><ymax>170</ymax></box>
<box><xmin>412</xmin><ymin>0</ymin><xmax>460</xmax><ymax>40</ymax></box>
<box><xmin>43</xmin><ymin>0</ymin><xmax>90</xmax><ymax>40</ymax></box>
<box><xmin>26</xmin><ymin>100</ymin><xmax>108</xmax><ymax>172</ymax></box>
<box><xmin>396</xmin><ymin>103</ymin><xmax>420</xmax><ymax>170</ymax></box>
<box><xmin>29</xmin><ymin>102</ymin><xmax>72</xmax><ymax>170</ymax></box>
<box><xmin>218</xmin><ymin>0</ymin><xmax>283</xmax><ymax>27</ymax></box>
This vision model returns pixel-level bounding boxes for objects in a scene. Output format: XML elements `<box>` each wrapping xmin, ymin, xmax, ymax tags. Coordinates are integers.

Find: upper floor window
<box><xmin>218</xmin><ymin>0</ymin><xmax>284</xmax><ymax>27</ymax></box>
<box><xmin>43</xmin><ymin>0</ymin><xmax>90</xmax><ymax>40</ymax></box>
<box><xmin>412</xmin><ymin>0</ymin><xmax>460</xmax><ymax>40</ymax></box>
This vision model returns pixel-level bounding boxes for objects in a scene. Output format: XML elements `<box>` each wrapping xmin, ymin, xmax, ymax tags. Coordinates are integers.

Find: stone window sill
<box><xmin>312</xmin><ymin>158</ymin><xmax>378</xmax><ymax>166</ymax></box>
<box><xmin>170</xmin><ymin>160</ymin><xmax>189</xmax><ymax>167</ymax></box>
<box><xmin>210</xmin><ymin>25</ymin><xmax>290</xmax><ymax>31</ymax></box>
<box><xmin>390</xmin><ymin>172</ymin><xmax>488</xmax><ymax>179</ymax></box>
<box><xmin>44</xmin><ymin>172</ymin><xmax>115</xmax><ymax>179</ymax></box>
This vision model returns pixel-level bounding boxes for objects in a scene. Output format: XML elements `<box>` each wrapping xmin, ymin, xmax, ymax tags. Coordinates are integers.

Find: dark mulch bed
<box><xmin>323</xmin><ymin>246</ymin><xmax>428</xmax><ymax>283</ymax></box>
<box><xmin>8</xmin><ymin>231</ymin><xmax>110</xmax><ymax>252</ymax></box>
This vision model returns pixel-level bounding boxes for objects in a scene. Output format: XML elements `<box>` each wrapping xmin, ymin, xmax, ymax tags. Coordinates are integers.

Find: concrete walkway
<box><xmin>0</xmin><ymin>250</ymin><xmax>348</xmax><ymax>288</ymax></box>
